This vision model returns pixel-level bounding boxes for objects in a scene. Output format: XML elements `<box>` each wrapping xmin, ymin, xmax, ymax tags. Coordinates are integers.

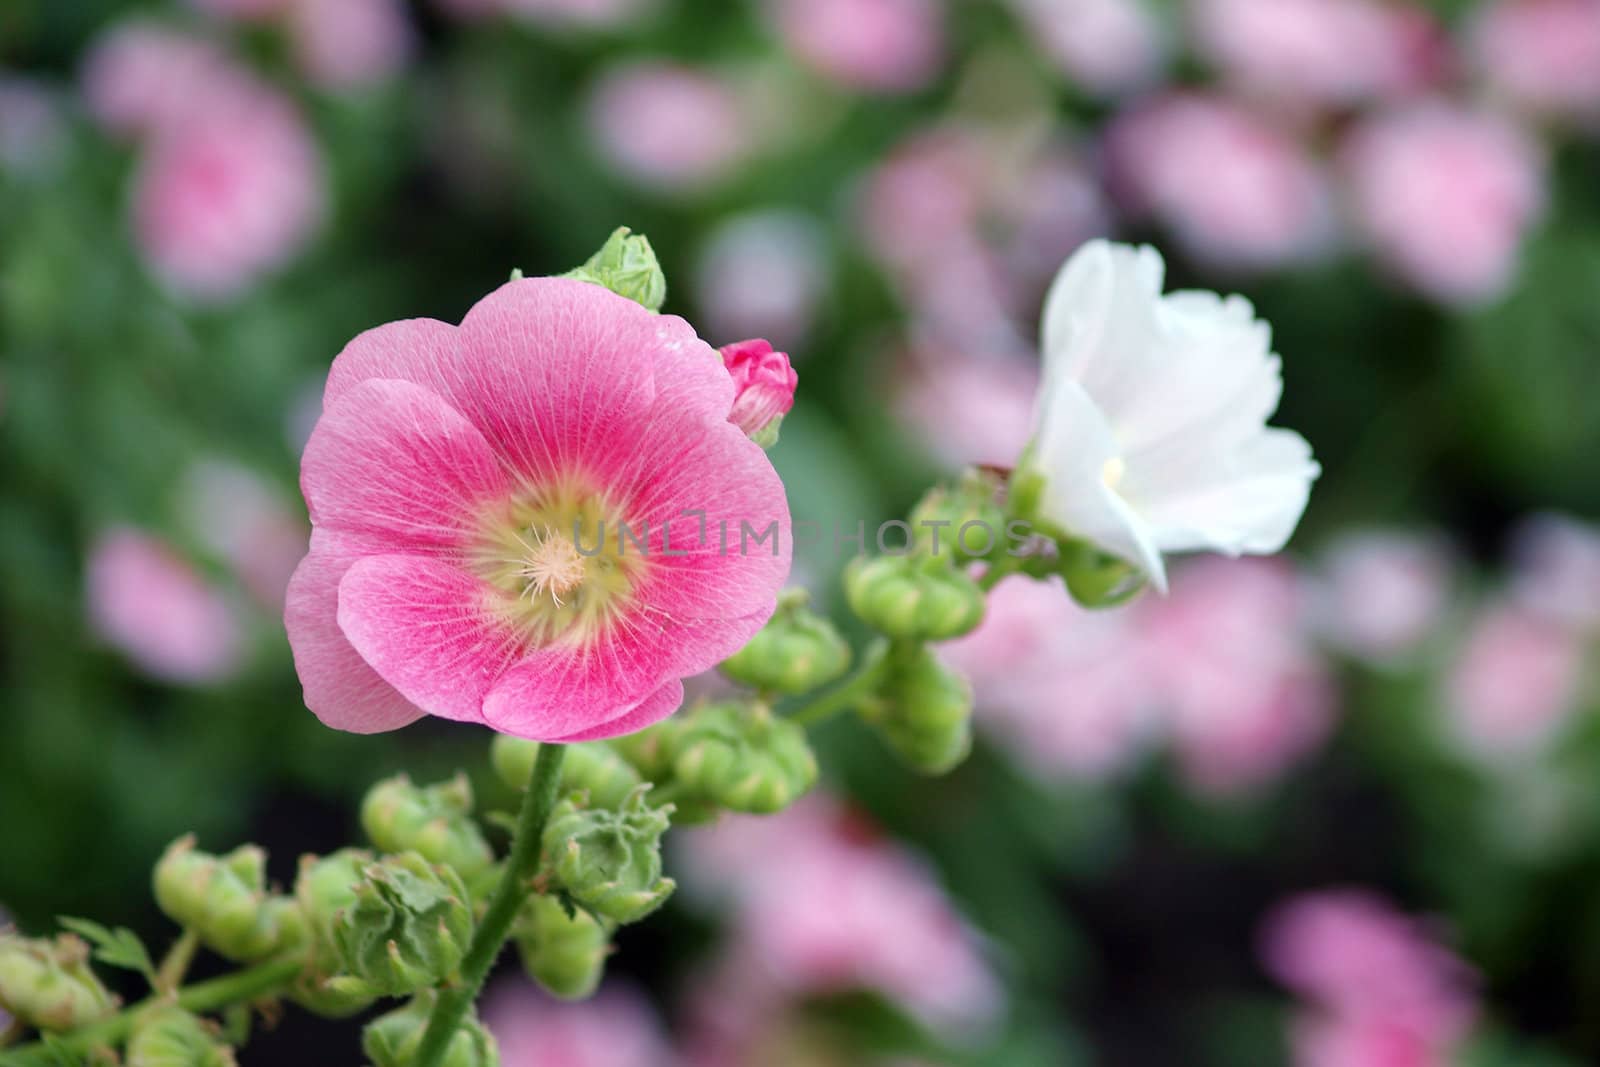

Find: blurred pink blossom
<box><xmin>1312</xmin><ymin>530</ymin><xmax>1455</xmax><ymax>662</ymax></box>
<box><xmin>81</xmin><ymin>22</ymin><xmax>258</xmax><ymax>139</ymax></box>
<box><xmin>1006</xmin><ymin>0</ymin><xmax>1164</xmax><ymax>96</ymax></box>
<box><xmin>1340</xmin><ymin>102</ymin><xmax>1546</xmax><ymax>305</ymax></box>
<box><xmin>894</xmin><ymin>348</ymin><xmax>1040</xmax><ymax>468</ymax></box>
<box><xmin>694</xmin><ymin>211</ymin><xmax>829</xmax><ymax>349</ymax></box>
<box><xmin>682</xmin><ymin>796</ymin><xmax>1001</xmax><ymax>1034</ymax></box>
<box><xmin>1445</xmin><ymin>599</ymin><xmax>1586</xmax><ymax>761</ymax></box>
<box><xmin>179</xmin><ymin>460</ymin><xmax>308</xmax><ymax>613</ymax></box>
<box><xmin>1190</xmin><ymin>0</ymin><xmax>1441</xmax><ymax>107</ymax></box>
<box><xmin>1105</xmin><ymin>93</ymin><xmax>1336</xmax><ymax>269</ymax></box>
<box><xmin>287</xmin><ymin>0</ymin><xmax>414</xmax><ymax>90</ymax></box>
<box><xmin>483</xmin><ymin>980</ymin><xmax>675</xmax><ymax>1067</ymax></box>
<box><xmin>132</xmin><ymin>88</ymin><xmax>324</xmax><ymax>301</ymax></box>
<box><xmin>942</xmin><ymin>575</ymin><xmax>1156</xmax><ymax>781</ymax></box>
<box><xmin>86</xmin><ymin>528</ymin><xmax>244</xmax><ymax>685</ymax></box>
<box><xmin>1471</xmin><ymin>0</ymin><xmax>1600</xmax><ymax>119</ymax></box>
<box><xmin>1509</xmin><ymin>513</ymin><xmax>1600</xmax><ymax>632</ymax></box>
<box><xmin>767</xmin><ymin>0</ymin><xmax>944</xmax><ymax>94</ymax></box>
<box><xmin>1143</xmin><ymin>558</ymin><xmax>1334</xmax><ymax>794</ymax></box>
<box><xmin>859</xmin><ymin>127</ymin><xmax>985</xmax><ymax>268</ymax></box>
<box><xmin>1262</xmin><ymin>890</ymin><xmax>1478</xmax><ymax>1065</ymax></box>
<box><xmin>586</xmin><ymin>61</ymin><xmax>746</xmax><ymax>191</ymax></box>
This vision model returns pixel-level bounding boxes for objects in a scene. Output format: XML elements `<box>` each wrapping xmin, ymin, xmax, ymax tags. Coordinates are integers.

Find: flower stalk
<box><xmin>410</xmin><ymin>742</ymin><xmax>568</xmax><ymax>1067</ymax></box>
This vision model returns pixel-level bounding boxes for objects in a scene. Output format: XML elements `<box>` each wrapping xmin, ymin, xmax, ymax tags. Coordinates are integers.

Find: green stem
<box><xmin>2</xmin><ymin>956</ymin><xmax>303</xmax><ymax>1065</ymax></box>
<box><xmin>155</xmin><ymin>929</ymin><xmax>200</xmax><ymax>993</ymax></box>
<box><xmin>978</xmin><ymin>552</ymin><xmax>1024</xmax><ymax>591</ymax></box>
<box><xmin>412</xmin><ymin>743</ymin><xmax>568</xmax><ymax>1067</ymax></box>
<box><xmin>786</xmin><ymin>644</ymin><xmax>891</xmax><ymax>727</ymax></box>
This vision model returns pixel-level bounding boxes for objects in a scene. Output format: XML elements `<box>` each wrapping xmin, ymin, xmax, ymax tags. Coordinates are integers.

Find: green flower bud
<box><xmin>492</xmin><ymin>738</ymin><xmax>644</xmax><ymax>811</ymax></box>
<box><xmin>328</xmin><ymin>853</ymin><xmax>474</xmax><ymax>998</ymax></box>
<box><xmin>671</xmin><ymin>703</ymin><xmax>818</xmax><ymax>814</ymax></box>
<box><xmin>870</xmin><ymin>647</ymin><xmax>974</xmax><ymax>775</ymax></box>
<box><xmin>363</xmin><ymin>992</ymin><xmax>499</xmax><ymax>1067</ymax></box>
<box><xmin>127</xmin><ymin>1007</ymin><xmax>236</xmax><ymax>1067</ymax></box>
<box><xmin>606</xmin><ymin>727</ymin><xmax>678</xmax><ymax>783</ymax></box>
<box><xmin>909</xmin><ymin>468</ymin><xmax>1009</xmax><ymax>564</ymax></box>
<box><xmin>512</xmin><ymin>894</ymin><xmax>611</xmax><ymax>1000</ymax></box>
<box><xmin>361</xmin><ymin>775</ymin><xmax>496</xmax><ymax>885</ymax></box>
<box><xmin>152</xmin><ymin>837</ymin><xmax>298</xmax><ymax>962</ymax></box>
<box><xmin>844</xmin><ymin>555</ymin><xmax>985</xmax><ymax>642</ymax></box>
<box><xmin>561</xmin><ymin>227</ymin><xmax>666</xmax><ymax>312</ymax></box>
<box><xmin>1057</xmin><ymin>540</ymin><xmax>1144</xmax><ymax>608</ymax></box>
<box><xmin>719</xmin><ymin>590</ymin><xmax>851</xmax><ymax>695</ymax></box>
<box><xmin>542</xmin><ymin>788</ymin><xmax>675</xmax><ymax>925</ymax></box>
<box><xmin>290</xmin><ymin>849</ymin><xmax>379</xmax><ymax>1018</ymax></box>
<box><xmin>0</xmin><ymin>933</ymin><xmax>116</xmax><ymax>1032</ymax></box>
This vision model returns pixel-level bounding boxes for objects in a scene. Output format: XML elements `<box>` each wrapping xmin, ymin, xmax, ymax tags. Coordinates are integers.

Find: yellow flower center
<box><xmin>471</xmin><ymin>479</ymin><xmax>645</xmax><ymax>647</ymax></box>
<box><xmin>1101</xmin><ymin>456</ymin><xmax>1127</xmax><ymax>490</ymax></box>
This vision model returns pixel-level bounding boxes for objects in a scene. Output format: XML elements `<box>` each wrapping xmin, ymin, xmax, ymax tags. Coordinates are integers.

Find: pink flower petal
<box><xmin>336</xmin><ymin>553</ymin><xmax>522</xmax><ymax>723</ymax></box>
<box><xmin>283</xmin><ymin>529</ymin><xmax>426</xmax><ymax>732</ymax></box>
<box><xmin>323</xmin><ymin>316</ymin><xmax>461</xmax><ymax>408</ymax></box>
<box><xmin>549</xmin><ymin>680</ymin><xmax>686</xmax><ymax>743</ymax></box>
<box><xmin>302</xmin><ymin>377</ymin><xmax>510</xmax><ymax>548</ymax></box>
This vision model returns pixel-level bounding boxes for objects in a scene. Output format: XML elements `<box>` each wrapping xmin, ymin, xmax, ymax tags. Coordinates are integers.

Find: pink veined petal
<box><xmin>451</xmin><ymin>277</ymin><xmax>719</xmax><ymax>481</ymax></box>
<box><xmin>606</xmin><ymin>411</ymin><xmax>793</xmax><ymax>623</ymax></box>
<box><xmin>283</xmin><ymin>529</ymin><xmax>426</xmax><ymax>733</ymax></box>
<box><xmin>302</xmin><ymin>378</ymin><xmax>511</xmax><ymax>548</ymax></box>
<box><xmin>548</xmin><ymin>680</ymin><xmax>686</xmax><ymax>743</ymax></box>
<box><xmin>337</xmin><ymin>553</ymin><xmax>526</xmax><ymax>724</ymax></box>
<box><xmin>323</xmin><ymin>316</ymin><xmax>461</xmax><ymax>408</ymax></box>
<box><xmin>480</xmin><ymin>641</ymin><xmax>669</xmax><ymax>741</ymax></box>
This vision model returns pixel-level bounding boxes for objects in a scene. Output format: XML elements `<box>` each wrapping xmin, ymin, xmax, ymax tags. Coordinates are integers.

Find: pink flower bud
<box><xmin>719</xmin><ymin>339</ymin><xmax>797</xmax><ymax>444</ymax></box>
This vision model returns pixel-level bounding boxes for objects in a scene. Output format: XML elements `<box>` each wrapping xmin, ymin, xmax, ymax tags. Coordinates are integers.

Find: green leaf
<box><xmin>56</xmin><ymin>917</ymin><xmax>157</xmax><ymax>985</ymax></box>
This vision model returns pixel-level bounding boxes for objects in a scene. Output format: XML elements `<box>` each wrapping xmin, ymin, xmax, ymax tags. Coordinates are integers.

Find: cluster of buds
<box><xmin>329</xmin><ymin>853</ymin><xmax>474</xmax><ymax>998</ymax></box>
<box><xmin>0</xmin><ymin>932</ymin><xmax>117</xmax><ymax>1032</ymax></box>
<box><xmin>363</xmin><ymin>990</ymin><xmax>498</xmax><ymax>1067</ymax></box>
<box><xmin>292</xmin><ymin>849</ymin><xmax>381</xmax><ymax>1017</ymax></box>
<box><xmin>720</xmin><ymin>590</ymin><xmax>851</xmax><ymax>695</ymax></box>
<box><xmin>126</xmin><ymin>1006</ymin><xmax>237</xmax><ymax>1067</ymax></box>
<box><xmin>361</xmin><ymin>775</ymin><xmax>498</xmax><ymax>898</ymax></box>
<box><xmin>152</xmin><ymin>837</ymin><xmax>304</xmax><ymax>963</ymax></box>
<box><xmin>867</xmin><ymin>645</ymin><xmax>975</xmax><ymax>775</ymax></box>
<box><xmin>511</xmin><ymin>893</ymin><xmax>611</xmax><ymax>1000</ymax></box>
<box><xmin>541</xmin><ymin>787</ymin><xmax>675</xmax><ymax>925</ymax></box>
<box><xmin>492</xmin><ymin>737</ymin><xmax>643</xmax><ymax>812</ymax></box>
<box><xmin>908</xmin><ymin>467</ymin><xmax>1009</xmax><ymax>564</ymax></box>
<box><xmin>844</xmin><ymin>554</ymin><xmax>985</xmax><ymax>642</ymax></box>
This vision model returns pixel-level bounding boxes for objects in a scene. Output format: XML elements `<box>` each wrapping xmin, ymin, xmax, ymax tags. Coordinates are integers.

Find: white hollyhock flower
<box><xmin>1024</xmin><ymin>240</ymin><xmax>1318</xmax><ymax>591</ymax></box>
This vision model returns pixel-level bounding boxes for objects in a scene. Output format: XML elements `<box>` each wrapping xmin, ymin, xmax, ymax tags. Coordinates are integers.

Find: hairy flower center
<box><xmin>472</xmin><ymin>480</ymin><xmax>644</xmax><ymax>647</ymax></box>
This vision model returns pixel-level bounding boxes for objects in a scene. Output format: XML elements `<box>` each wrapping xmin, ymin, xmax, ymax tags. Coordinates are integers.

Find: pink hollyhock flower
<box><xmin>1190</xmin><ymin>0</ymin><xmax>1441</xmax><ymax>107</ymax></box>
<box><xmin>287</xmin><ymin>0</ymin><xmax>414</xmax><ymax>90</ymax></box>
<box><xmin>942</xmin><ymin>575</ymin><xmax>1156</xmax><ymax>782</ymax></box>
<box><xmin>719</xmin><ymin>339</ymin><xmax>797</xmax><ymax>443</ymax></box>
<box><xmin>1142</xmin><ymin>558</ymin><xmax>1334</xmax><ymax>794</ymax></box>
<box><xmin>683</xmin><ymin>797</ymin><xmax>1000</xmax><ymax>1033</ymax></box>
<box><xmin>1510</xmin><ymin>513</ymin><xmax>1600</xmax><ymax>632</ymax></box>
<box><xmin>1471</xmin><ymin>0</ymin><xmax>1600</xmax><ymax>119</ymax></box>
<box><xmin>1262</xmin><ymin>891</ymin><xmax>1478</xmax><ymax>1062</ymax></box>
<box><xmin>86</xmin><ymin>528</ymin><xmax>244</xmax><ymax>685</ymax></box>
<box><xmin>1105</xmin><ymin>93</ymin><xmax>1336</xmax><ymax>269</ymax></box>
<box><xmin>1444</xmin><ymin>599</ymin><xmax>1586</xmax><ymax>762</ymax></box>
<box><xmin>859</xmin><ymin>128</ymin><xmax>985</xmax><ymax>268</ymax></box>
<box><xmin>81</xmin><ymin>21</ymin><xmax>258</xmax><ymax>140</ymax></box>
<box><xmin>694</xmin><ymin>211</ymin><xmax>828</xmax><ymax>349</ymax></box>
<box><xmin>482</xmin><ymin>980</ymin><xmax>675</xmax><ymax>1067</ymax></box>
<box><xmin>1340</xmin><ymin>103</ymin><xmax>1546</xmax><ymax>306</ymax></box>
<box><xmin>132</xmin><ymin>88</ymin><xmax>324</xmax><ymax>302</ymax></box>
<box><xmin>180</xmin><ymin>460</ymin><xmax>309</xmax><ymax>613</ymax></box>
<box><xmin>1006</xmin><ymin>0</ymin><xmax>1164</xmax><ymax>96</ymax></box>
<box><xmin>585</xmin><ymin>62</ymin><xmax>746</xmax><ymax>192</ymax></box>
<box><xmin>285</xmin><ymin>277</ymin><xmax>792</xmax><ymax>740</ymax></box>
<box><xmin>767</xmin><ymin>0</ymin><xmax>944</xmax><ymax>94</ymax></box>
<box><xmin>1312</xmin><ymin>530</ymin><xmax>1455</xmax><ymax>663</ymax></box>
